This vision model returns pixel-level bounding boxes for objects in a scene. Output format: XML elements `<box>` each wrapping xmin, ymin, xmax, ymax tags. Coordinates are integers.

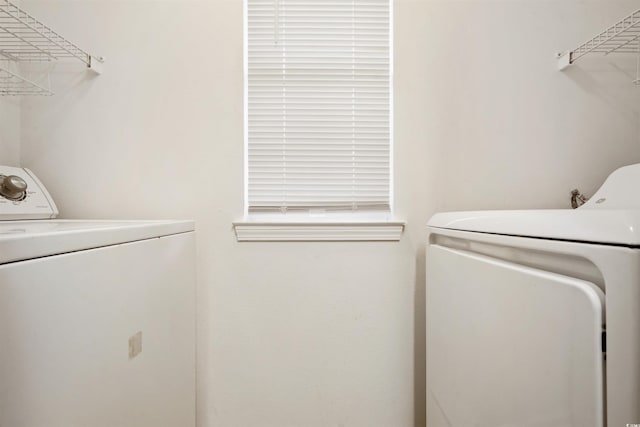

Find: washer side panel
<box><xmin>0</xmin><ymin>232</ymin><xmax>196</xmax><ymax>427</ymax></box>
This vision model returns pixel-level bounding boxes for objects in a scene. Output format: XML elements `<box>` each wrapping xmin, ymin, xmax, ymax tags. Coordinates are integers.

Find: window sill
<box><xmin>233</xmin><ymin>220</ymin><xmax>405</xmax><ymax>242</ymax></box>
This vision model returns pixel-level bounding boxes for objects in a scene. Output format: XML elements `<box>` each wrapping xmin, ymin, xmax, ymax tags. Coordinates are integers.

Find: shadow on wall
<box><xmin>0</xmin><ymin>95</ymin><xmax>21</xmax><ymax>166</ymax></box>
<box><xmin>562</xmin><ymin>58</ymin><xmax>640</xmax><ymax>125</ymax></box>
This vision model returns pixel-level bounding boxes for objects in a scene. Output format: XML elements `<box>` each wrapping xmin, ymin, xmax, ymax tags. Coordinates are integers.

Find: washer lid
<box><xmin>0</xmin><ymin>220</ymin><xmax>194</xmax><ymax>265</ymax></box>
<box><xmin>429</xmin><ymin>163</ymin><xmax>640</xmax><ymax>246</ymax></box>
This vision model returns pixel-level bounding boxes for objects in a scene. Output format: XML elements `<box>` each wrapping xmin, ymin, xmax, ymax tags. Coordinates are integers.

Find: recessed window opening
<box><xmin>244</xmin><ymin>0</ymin><xmax>393</xmax><ymax>219</ymax></box>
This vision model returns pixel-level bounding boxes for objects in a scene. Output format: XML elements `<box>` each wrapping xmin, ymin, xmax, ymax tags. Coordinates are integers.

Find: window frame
<box><xmin>236</xmin><ymin>0</ymin><xmax>403</xmax><ymax>241</ymax></box>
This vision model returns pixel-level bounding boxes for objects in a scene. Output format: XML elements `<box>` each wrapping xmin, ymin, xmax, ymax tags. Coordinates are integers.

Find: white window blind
<box><xmin>246</xmin><ymin>0</ymin><xmax>392</xmax><ymax>214</ymax></box>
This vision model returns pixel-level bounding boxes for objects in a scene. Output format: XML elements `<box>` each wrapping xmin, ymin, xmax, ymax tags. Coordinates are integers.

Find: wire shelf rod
<box><xmin>605</xmin><ymin>34</ymin><xmax>640</xmax><ymax>55</ymax></box>
<box><xmin>0</xmin><ymin>22</ymin><xmax>56</xmax><ymax>61</ymax></box>
<box><xmin>0</xmin><ymin>65</ymin><xmax>51</xmax><ymax>95</ymax></box>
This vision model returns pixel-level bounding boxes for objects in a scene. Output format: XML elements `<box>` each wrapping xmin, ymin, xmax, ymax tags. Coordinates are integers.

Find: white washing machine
<box><xmin>426</xmin><ymin>163</ymin><xmax>640</xmax><ymax>427</ymax></box>
<box><xmin>0</xmin><ymin>166</ymin><xmax>196</xmax><ymax>427</ymax></box>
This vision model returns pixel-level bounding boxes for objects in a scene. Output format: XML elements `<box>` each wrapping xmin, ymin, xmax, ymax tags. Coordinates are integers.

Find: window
<box><xmin>244</xmin><ymin>0</ymin><xmax>393</xmax><ymax>219</ymax></box>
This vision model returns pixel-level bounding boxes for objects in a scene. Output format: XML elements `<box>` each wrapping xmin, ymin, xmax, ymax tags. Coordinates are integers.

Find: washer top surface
<box><xmin>0</xmin><ymin>219</ymin><xmax>195</xmax><ymax>265</ymax></box>
<box><xmin>429</xmin><ymin>163</ymin><xmax>640</xmax><ymax>247</ymax></box>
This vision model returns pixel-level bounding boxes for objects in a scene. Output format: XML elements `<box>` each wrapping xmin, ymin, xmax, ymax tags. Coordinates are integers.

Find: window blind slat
<box><xmin>246</xmin><ymin>0</ymin><xmax>391</xmax><ymax>213</ymax></box>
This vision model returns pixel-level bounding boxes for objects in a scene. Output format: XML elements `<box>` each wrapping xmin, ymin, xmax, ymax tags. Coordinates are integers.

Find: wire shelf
<box><xmin>559</xmin><ymin>8</ymin><xmax>640</xmax><ymax>71</ymax></box>
<box><xmin>0</xmin><ymin>0</ymin><xmax>101</xmax><ymax>95</ymax></box>
<box><xmin>0</xmin><ymin>0</ymin><xmax>91</xmax><ymax>64</ymax></box>
<box><xmin>0</xmin><ymin>65</ymin><xmax>51</xmax><ymax>95</ymax></box>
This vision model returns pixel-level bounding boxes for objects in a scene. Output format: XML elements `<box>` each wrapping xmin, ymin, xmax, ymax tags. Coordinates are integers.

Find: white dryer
<box><xmin>0</xmin><ymin>166</ymin><xmax>196</xmax><ymax>427</ymax></box>
<box><xmin>426</xmin><ymin>163</ymin><xmax>640</xmax><ymax>427</ymax></box>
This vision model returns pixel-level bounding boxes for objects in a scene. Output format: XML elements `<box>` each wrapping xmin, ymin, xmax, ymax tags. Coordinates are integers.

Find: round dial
<box><xmin>0</xmin><ymin>175</ymin><xmax>27</xmax><ymax>201</ymax></box>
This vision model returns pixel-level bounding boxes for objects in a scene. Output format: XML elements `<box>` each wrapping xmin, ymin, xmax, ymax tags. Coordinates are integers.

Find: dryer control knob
<box><xmin>0</xmin><ymin>175</ymin><xmax>27</xmax><ymax>200</ymax></box>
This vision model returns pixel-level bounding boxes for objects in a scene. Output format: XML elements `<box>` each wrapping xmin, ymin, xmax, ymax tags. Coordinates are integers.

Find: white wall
<box><xmin>0</xmin><ymin>1</ymin><xmax>21</xmax><ymax>166</ymax></box>
<box><xmin>0</xmin><ymin>98</ymin><xmax>20</xmax><ymax>166</ymax></box>
<box><xmin>422</xmin><ymin>1</ymin><xmax>640</xmax><ymax>212</ymax></box>
<box><xmin>9</xmin><ymin>1</ymin><xmax>640</xmax><ymax>426</ymax></box>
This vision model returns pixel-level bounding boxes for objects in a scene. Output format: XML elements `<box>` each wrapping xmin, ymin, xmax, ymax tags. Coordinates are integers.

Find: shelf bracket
<box><xmin>557</xmin><ymin>52</ymin><xmax>572</xmax><ymax>70</ymax></box>
<box><xmin>88</xmin><ymin>56</ymin><xmax>105</xmax><ymax>75</ymax></box>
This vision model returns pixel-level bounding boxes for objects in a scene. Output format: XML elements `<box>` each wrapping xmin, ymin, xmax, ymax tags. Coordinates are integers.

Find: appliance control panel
<box><xmin>0</xmin><ymin>166</ymin><xmax>58</xmax><ymax>220</ymax></box>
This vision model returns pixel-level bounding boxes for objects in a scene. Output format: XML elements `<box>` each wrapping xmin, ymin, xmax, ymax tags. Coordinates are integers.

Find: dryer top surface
<box><xmin>429</xmin><ymin>209</ymin><xmax>640</xmax><ymax>246</ymax></box>
<box><xmin>429</xmin><ymin>163</ymin><xmax>640</xmax><ymax>246</ymax></box>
